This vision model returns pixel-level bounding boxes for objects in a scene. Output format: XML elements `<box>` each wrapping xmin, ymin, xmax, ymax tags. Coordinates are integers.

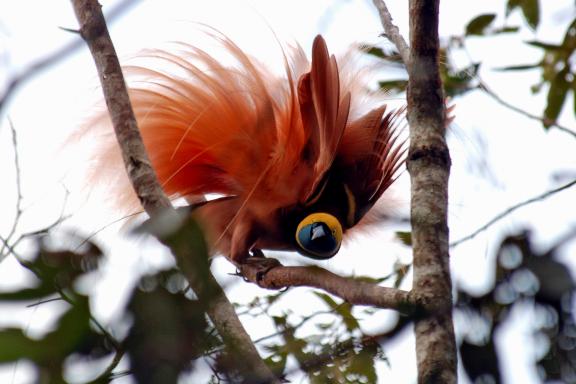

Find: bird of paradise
<box><xmin>90</xmin><ymin>32</ymin><xmax>405</xmax><ymax>267</ymax></box>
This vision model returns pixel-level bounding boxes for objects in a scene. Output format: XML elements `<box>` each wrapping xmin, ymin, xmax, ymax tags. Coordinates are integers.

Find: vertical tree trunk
<box><xmin>406</xmin><ymin>1</ymin><xmax>457</xmax><ymax>383</ymax></box>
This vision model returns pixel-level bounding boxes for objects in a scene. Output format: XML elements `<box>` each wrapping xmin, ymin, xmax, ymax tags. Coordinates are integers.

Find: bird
<box><xmin>90</xmin><ymin>32</ymin><xmax>405</xmax><ymax>267</ymax></box>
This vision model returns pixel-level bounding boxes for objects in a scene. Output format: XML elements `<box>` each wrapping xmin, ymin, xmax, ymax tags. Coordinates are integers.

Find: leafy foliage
<box><xmin>465</xmin><ymin>14</ymin><xmax>497</xmax><ymax>36</ymax></box>
<box><xmin>456</xmin><ymin>230</ymin><xmax>576</xmax><ymax>383</ymax></box>
<box><xmin>506</xmin><ymin>0</ymin><xmax>540</xmax><ymax>30</ymax></box>
<box><xmin>368</xmin><ymin>3</ymin><xmax>574</xmax><ymax>130</ymax></box>
<box><xmin>0</xmin><ymin>237</ymin><xmax>114</xmax><ymax>383</ymax></box>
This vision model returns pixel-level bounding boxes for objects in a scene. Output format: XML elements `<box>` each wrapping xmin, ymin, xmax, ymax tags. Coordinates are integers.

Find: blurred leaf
<box><xmin>544</xmin><ymin>68</ymin><xmax>570</xmax><ymax>126</ymax></box>
<box><xmin>393</xmin><ymin>263</ymin><xmax>411</xmax><ymax>289</ymax></box>
<box><xmin>460</xmin><ymin>339</ymin><xmax>502</xmax><ymax>383</ymax></box>
<box><xmin>346</xmin><ymin>338</ymin><xmax>380</xmax><ymax>383</ymax></box>
<box><xmin>313</xmin><ymin>292</ymin><xmax>360</xmax><ymax>331</ymax></box>
<box><xmin>492</xmin><ymin>26</ymin><xmax>520</xmax><ymax>34</ymax></box>
<box><xmin>0</xmin><ymin>294</ymin><xmax>104</xmax><ymax>384</ymax></box>
<box><xmin>520</xmin><ymin>0</ymin><xmax>540</xmax><ymax>29</ymax></box>
<box><xmin>18</xmin><ymin>238</ymin><xmax>103</xmax><ymax>294</ymax></box>
<box><xmin>126</xmin><ymin>269</ymin><xmax>214</xmax><ymax>384</ymax></box>
<box><xmin>505</xmin><ymin>0</ymin><xmax>521</xmax><ymax>15</ymax></box>
<box><xmin>378</xmin><ymin>79</ymin><xmax>408</xmax><ymax>94</ymax></box>
<box><xmin>442</xmin><ymin>62</ymin><xmax>480</xmax><ymax>97</ymax></box>
<box><xmin>313</xmin><ymin>292</ymin><xmax>340</xmax><ymax>311</ymax></box>
<box><xmin>507</xmin><ymin>0</ymin><xmax>540</xmax><ymax>29</ymax></box>
<box><xmin>0</xmin><ymin>286</ymin><xmax>59</xmax><ymax>302</ymax></box>
<box><xmin>526</xmin><ymin>40</ymin><xmax>563</xmax><ymax>51</ymax></box>
<box><xmin>395</xmin><ymin>231</ymin><xmax>412</xmax><ymax>246</ymax></box>
<box><xmin>337</xmin><ymin>303</ymin><xmax>360</xmax><ymax>332</ymax></box>
<box><xmin>465</xmin><ymin>14</ymin><xmax>497</xmax><ymax>36</ymax></box>
<box><xmin>495</xmin><ymin>63</ymin><xmax>541</xmax><ymax>71</ymax></box>
<box><xmin>364</xmin><ymin>45</ymin><xmax>405</xmax><ymax>68</ymax></box>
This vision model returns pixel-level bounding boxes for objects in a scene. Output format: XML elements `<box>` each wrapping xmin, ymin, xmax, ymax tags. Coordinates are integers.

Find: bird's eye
<box><xmin>295</xmin><ymin>213</ymin><xmax>343</xmax><ymax>259</ymax></box>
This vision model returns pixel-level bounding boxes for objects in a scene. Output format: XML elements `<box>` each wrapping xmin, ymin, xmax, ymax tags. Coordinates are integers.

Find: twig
<box><xmin>372</xmin><ymin>0</ymin><xmax>411</xmax><ymax>66</ymax></box>
<box><xmin>0</xmin><ymin>119</ymin><xmax>23</xmax><ymax>259</ymax></box>
<box><xmin>457</xmin><ymin>40</ymin><xmax>576</xmax><ymax>139</ymax></box>
<box><xmin>0</xmin><ymin>0</ymin><xmax>140</xmax><ymax>117</ymax></box>
<box><xmin>479</xmin><ymin>82</ymin><xmax>576</xmax><ymax>139</ymax></box>
<box><xmin>451</xmin><ymin>177</ymin><xmax>576</xmax><ymax>247</ymax></box>
<box><xmin>70</xmin><ymin>1</ymin><xmax>279</xmax><ymax>382</ymax></box>
<box><xmin>86</xmin><ymin>348</ymin><xmax>126</xmax><ymax>384</ymax></box>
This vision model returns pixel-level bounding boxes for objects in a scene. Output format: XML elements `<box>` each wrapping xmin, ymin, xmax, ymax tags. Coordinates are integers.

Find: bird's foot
<box><xmin>237</xmin><ymin>250</ymin><xmax>282</xmax><ymax>285</ymax></box>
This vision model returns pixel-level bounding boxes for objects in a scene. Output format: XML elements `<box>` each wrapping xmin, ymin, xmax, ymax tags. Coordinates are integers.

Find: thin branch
<box><xmin>86</xmin><ymin>348</ymin><xmax>126</xmax><ymax>384</ymax></box>
<box><xmin>0</xmin><ymin>119</ymin><xmax>23</xmax><ymax>259</ymax></box>
<box><xmin>69</xmin><ymin>1</ymin><xmax>279</xmax><ymax>382</ymax></box>
<box><xmin>451</xmin><ymin>177</ymin><xmax>576</xmax><ymax>247</ymax></box>
<box><xmin>0</xmin><ymin>0</ymin><xmax>140</xmax><ymax>117</ymax></box>
<box><xmin>457</xmin><ymin>40</ymin><xmax>576</xmax><ymax>139</ymax></box>
<box><xmin>372</xmin><ymin>0</ymin><xmax>411</xmax><ymax>66</ymax></box>
<box><xmin>240</xmin><ymin>264</ymin><xmax>414</xmax><ymax>312</ymax></box>
<box><xmin>479</xmin><ymin>82</ymin><xmax>576</xmax><ymax>139</ymax></box>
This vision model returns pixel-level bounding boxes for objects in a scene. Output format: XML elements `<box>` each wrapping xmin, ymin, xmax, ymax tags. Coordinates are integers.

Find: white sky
<box><xmin>0</xmin><ymin>0</ymin><xmax>575</xmax><ymax>383</ymax></box>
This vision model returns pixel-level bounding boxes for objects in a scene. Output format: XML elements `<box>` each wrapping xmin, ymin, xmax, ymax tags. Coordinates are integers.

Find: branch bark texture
<box><xmin>372</xmin><ymin>0</ymin><xmax>457</xmax><ymax>382</ymax></box>
<box><xmin>242</xmin><ymin>264</ymin><xmax>413</xmax><ymax>311</ymax></box>
<box><xmin>70</xmin><ymin>1</ymin><xmax>279</xmax><ymax>382</ymax></box>
<box><xmin>407</xmin><ymin>1</ymin><xmax>456</xmax><ymax>383</ymax></box>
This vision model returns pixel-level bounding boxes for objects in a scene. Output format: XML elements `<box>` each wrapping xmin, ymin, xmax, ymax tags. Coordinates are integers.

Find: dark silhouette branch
<box><xmin>69</xmin><ymin>1</ymin><xmax>279</xmax><ymax>383</ymax></box>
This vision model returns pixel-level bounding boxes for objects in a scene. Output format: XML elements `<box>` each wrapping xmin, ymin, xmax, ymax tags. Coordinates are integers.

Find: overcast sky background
<box><xmin>0</xmin><ymin>0</ymin><xmax>575</xmax><ymax>383</ymax></box>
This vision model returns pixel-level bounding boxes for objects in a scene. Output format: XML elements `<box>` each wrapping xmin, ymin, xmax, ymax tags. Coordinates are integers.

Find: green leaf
<box><xmin>442</xmin><ymin>63</ymin><xmax>480</xmax><ymax>97</ymax></box>
<box><xmin>520</xmin><ymin>0</ymin><xmax>540</xmax><ymax>29</ymax></box>
<box><xmin>506</xmin><ymin>0</ymin><xmax>540</xmax><ymax>29</ymax></box>
<box><xmin>506</xmin><ymin>0</ymin><xmax>522</xmax><ymax>16</ymax></box>
<box><xmin>526</xmin><ymin>40</ymin><xmax>563</xmax><ymax>51</ymax></box>
<box><xmin>0</xmin><ymin>295</ymin><xmax>94</xmax><ymax>363</ymax></box>
<box><xmin>364</xmin><ymin>45</ymin><xmax>404</xmax><ymax>67</ymax></box>
<box><xmin>313</xmin><ymin>291</ymin><xmax>340</xmax><ymax>311</ymax></box>
<box><xmin>337</xmin><ymin>303</ymin><xmax>361</xmax><ymax>332</ymax></box>
<box><xmin>0</xmin><ymin>286</ymin><xmax>59</xmax><ymax>302</ymax></box>
<box><xmin>312</xmin><ymin>292</ymin><xmax>360</xmax><ymax>331</ymax></box>
<box><xmin>126</xmin><ymin>271</ymin><xmax>212</xmax><ymax>384</ymax></box>
<box><xmin>492</xmin><ymin>26</ymin><xmax>520</xmax><ymax>34</ymax></box>
<box><xmin>395</xmin><ymin>231</ymin><xmax>412</xmax><ymax>246</ymax></box>
<box><xmin>378</xmin><ymin>80</ymin><xmax>408</xmax><ymax>93</ymax></box>
<box><xmin>543</xmin><ymin>68</ymin><xmax>570</xmax><ymax>126</ymax></box>
<box><xmin>394</xmin><ymin>263</ymin><xmax>411</xmax><ymax>289</ymax></box>
<box><xmin>495</xmin><ymin>63</ymin><xmax>541</xmax><ymax>71</ymax></box>
<box><xmin>465</xmin><ymin>14</ymin><xmax>497</xmax><ymax>36</ymax></box>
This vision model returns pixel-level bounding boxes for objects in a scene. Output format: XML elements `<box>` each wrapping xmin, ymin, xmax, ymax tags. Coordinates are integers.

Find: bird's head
<box><xmin>295</xmin><ymin>212</ymin><xmax>343</xmax><ymax>260</ymax></box>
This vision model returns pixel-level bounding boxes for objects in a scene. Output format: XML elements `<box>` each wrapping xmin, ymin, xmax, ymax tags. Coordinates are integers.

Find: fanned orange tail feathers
<box><xmin>92</xmin><ymin>33</ymin><xmax>405</xmax><ymax>261</ymax></box>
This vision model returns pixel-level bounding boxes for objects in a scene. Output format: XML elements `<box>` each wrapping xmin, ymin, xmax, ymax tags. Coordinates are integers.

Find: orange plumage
<box><xmin>94</xmin><ymin>33</ymin><xmax>405</xmax><ymax>264</ymax></box>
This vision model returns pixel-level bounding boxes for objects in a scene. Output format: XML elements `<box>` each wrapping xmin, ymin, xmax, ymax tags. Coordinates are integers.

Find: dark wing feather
<box><xmin>338</xmin><ymin>106</ymin><xmax>406</xmax><ymax>225</ymax></box>
<box><xmin>298</xmin><ymin>35</ymin><xmax>351</xmax><ymax>204</ymax></box>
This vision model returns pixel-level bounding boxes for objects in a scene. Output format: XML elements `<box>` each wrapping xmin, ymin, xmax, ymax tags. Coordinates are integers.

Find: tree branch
<box><xmin>372</xmin><ymin>0</ymin><xmax>411</xmax><ymax>66</ymax></box>
<box><xmin>69</xmin><ymin>1</ymin><xmax>279</xmax><ymax>382</ymax></box>
<box><xmin>451</xmin><ymin>177</ymin><xmax>576</xmax><ymax>247</ymax></box>
<box><xmin>405</xmin><ymin>0</ymin><xmax>457</xmax><ymax>382</ymax></box>
<box><xmin>240</xmin><ymin>264</ymin><xmax>414</xmax><ymax>312</ymax></box>
<box><xmin>0</xmin><ymin>0</ymin><xmax>140</xmax><ymax>118</ymax></box>
<box><xmin>479</xmin><ymin>82</ymin><xmax>576</xmax><ymax>139</ymax></box>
